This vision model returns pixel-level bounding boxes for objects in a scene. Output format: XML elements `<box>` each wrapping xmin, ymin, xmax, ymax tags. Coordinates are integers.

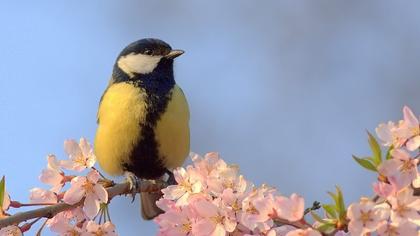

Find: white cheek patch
<box><xmin>117</xmin><ymin>53</ymin><xmax>162</xmax><ymax>76</ymax></box>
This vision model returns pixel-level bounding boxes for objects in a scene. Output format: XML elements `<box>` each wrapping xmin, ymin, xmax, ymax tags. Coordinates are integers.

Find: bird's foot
<box><xmin>124</xmin><ymin>171</ymin><xmax>139</xmax><ymax>202</ymax></box>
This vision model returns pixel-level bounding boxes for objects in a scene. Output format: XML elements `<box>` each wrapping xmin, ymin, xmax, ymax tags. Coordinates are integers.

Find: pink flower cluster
<box><xmin>344</xmin><ymin>106</ymin><xmax>420</xmax><ymax>235</ymax></box>
<box><xmin>155</xmin><ymin>107</ymin><xmax>420</xmax><ymax>236</ymax></box>
<box><xmin>376</xmin><ymin>106</ymin><xmax>420</xmax><ymax>151</ymax></box>
<box><xmin>1</xmin><ymin>106</ymin><xmax>420</xmax><ymax>236</ymax></box>
<box><xmin>374</xmin><ymin>106</ymin><xmax>420</xmax><ymax>194</ymax></box>
<box><xmin>31</xmin><ymin>138</ymin><xmax>117</xmax><ymax>236</ymax></box>
<box><xmin>155</xmin><ymin>152</ymin><xmax>318</xmax><ymax>236</ymax></box>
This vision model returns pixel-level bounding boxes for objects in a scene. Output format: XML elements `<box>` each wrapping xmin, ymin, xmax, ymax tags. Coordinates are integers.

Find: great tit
<box><xmin>94</xmin><ymin>38</ymin><xmax>190</xmax><ymax>219</ymax></box>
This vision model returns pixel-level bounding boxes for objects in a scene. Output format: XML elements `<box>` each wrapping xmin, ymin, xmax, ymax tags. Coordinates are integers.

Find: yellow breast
<box><xmin>155</xmin><ymin>85</ymin><xmax>190</xmax><ymax>169</ymax></box>
<box><xmin>94</xmin><ymin>83</ymin><xmax>190</xmax><ymax>176</ymax></box>
<box><xmin>94</xmin><ymin>83</ymin><xmax>147</xmax><ymax>176</ymax></box>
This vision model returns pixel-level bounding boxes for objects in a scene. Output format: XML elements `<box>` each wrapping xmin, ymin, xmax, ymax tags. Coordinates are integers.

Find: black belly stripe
<box><xmin>123</xmin><ymin>89</ymin><xmax>173</xmax><ymax>179</ymax></box>
<box><xmin>116</xmin><ymin>58</ymin><xmax>176</xmax><ymax>179</ymax></box>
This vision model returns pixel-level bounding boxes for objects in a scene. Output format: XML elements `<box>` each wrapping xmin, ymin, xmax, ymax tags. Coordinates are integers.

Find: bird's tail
<box><xmin>140</xmin><ymin>191</ymin><xmax>164</xmax><ymax>220</ymax></box>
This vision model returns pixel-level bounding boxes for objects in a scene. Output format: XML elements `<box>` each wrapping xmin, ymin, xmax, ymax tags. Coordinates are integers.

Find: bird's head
<box><xmin>115</xmin><ymin>38</ymin><xmax>184</xmax><ymax>78</ymax></box>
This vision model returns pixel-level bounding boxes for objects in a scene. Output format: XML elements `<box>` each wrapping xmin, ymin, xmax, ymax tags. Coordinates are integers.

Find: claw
<box><xmin>124</xmin><ymin>171</ymin><xmax>139</xmax><ymax>202</ymax></box>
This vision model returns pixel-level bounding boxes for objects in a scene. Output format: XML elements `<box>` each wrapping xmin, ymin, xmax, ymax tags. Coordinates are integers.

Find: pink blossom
<box><xmin>275</xmin><ymin>194</ymin><xmax>304</xmax><ymax>222</ymax></box>
<box><xmin>372</xmin><ymin>182</ymin><xmax>396</xmax><ymax>199</ymax></box>
<box><xmin>347</xmin><ymin>198</ymin><xmax>390</xmax><ymax>235</ymax></box>
<box><xmin>220</xmin><ymin>188</ymin><xmax>248</xmax><ymax>214</ymax></box>
<box><xmin>376</xmin><ymin>221</ymin><xmax>418</xmax><ymax>236</ymax></box>
<box><xmin>388</xmin><ymin>188</ymin><xmax>420</xmax><ymax>225</ymax></box>
<box><xmin>157</xmin><ymin>154</ymin><xmax>308</xmax><ymax>235</ymax></box>
<box><xmin>156</xmin><ymin>198</ymin><xmax>178</xmax><ymax>212</ymax></box>
<box><xmin>192</xmin><ymin>199</ymin><xmax>237</xmax><ymax>236</ymax></box>
<box><xmin>402</xmin><ymin>106</ymin><xmax>420</xmax><ymax>151</ymax></box>
<box><xmin>266</xmin><ymin>225</ymin><xmax>297</xmax><ymax>236</ymax></box>
<box><xmin>376</xmin><ymin>121</ymin><xmax>405</xmax><ymax>148</ymax></box>
<box><xmin>47</xmin><ymin>211</ymin><xmax>85</xmax><ymax>235</ymax></box>
<box><xmin>82</xmin><ymin>221</ymin><xmax>117</xmax><ymax>236</ymax></box>
<box><xmin>378</xmin><ymin>148</ymin><xmax>418</xmax><ymax>190</ymax></box>
<box><xmin>61</xmin><ymin>138</ymin><xmax>96</xmax><ymax>172</ymax></box>
<box><xmin>238</xmin><ymin>186</ymin><xmax>276</xmax><ymax>231</ymax></box>
<box><xmin>192</xmin><ymin>152</ymin><xmax>252</xmax><ymax>197</ymax></box>
<box><xmin>252</xmin><ymin>193</ymin><xmax>304</xmax><ymax>224</ymax></box>
<box><xmin>29</xmin><ymin>188</ymin><xmax>57</xmax><ymax>204</ymax></box>
<box><xmin>0</xmin><ymin>225</ymin><xmax>22</xmax><ymax>236</ymax></box>
<box><xmin>39</xmin><ymin>154</ymin><xmax>64</xmax><ymax>193</ymax></box>
<box><xmin>65</xmin><ymin>207</ymin><xmax>87</xmax><ymax>223</ymax></box>
<box><xmin>413</xmin><ymin>173</ymin><xmax>420</xmax><ymax>188</ymax></box>
<box><xmin>206</xmin><ymin>163</ymin><xmax>244</xmax><ymax>196</ymax></box>
<box><xmin>285</xmin><ymin>228</ymin><xmax>322</xmax><ymax>236</ymax></box>
<box><xmin>63</xmin><ymin>170</ymin><xmax>108</xmax><ymax>219</ymax></box>
<box><xmin>155</xmin><ymin>206</ymin><xmax>197</xmax><ymax>236</ymax></box>
<box><xmin>161</xmin><ymin>166</ymin><xmax>204</xmax><ymax>206</ymax></box>
<box><xmin>375</xmin><ymin>106</ymin><xmax>420</xmax><ymax>150</ymax></box>
<box><xmin>191</xmin><ymin>152</ymin><xmax>228</xmax><ymax>175</ymax></box>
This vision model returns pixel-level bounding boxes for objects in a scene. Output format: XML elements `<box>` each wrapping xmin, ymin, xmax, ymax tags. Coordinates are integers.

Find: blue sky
<box><xmin>1</xmin><ymin>1</ymin><xmax>420</xmax><ymax>235</ymax></box>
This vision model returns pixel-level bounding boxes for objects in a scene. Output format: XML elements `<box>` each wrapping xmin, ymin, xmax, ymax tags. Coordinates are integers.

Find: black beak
<box><xmin>165</xmin><ymin>50</ymin><xmax>184</xmax><ymax>59</ymax></box>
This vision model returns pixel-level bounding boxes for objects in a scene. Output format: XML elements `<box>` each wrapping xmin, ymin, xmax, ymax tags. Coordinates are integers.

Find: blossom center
<box><xmin>83</xmin><ymin>180</ymin><xmax>95</xmax><ymax>193</ymax></box>
<box><xmin>246</xmin><ymin>203</ymin><xmax>258</xmax><ymax>214</ymax></box>
<box><xmin>181</xmin><ymin>222</ymin><xmax>192</xmax><ymax>233</ymax></box>
<box><xmin>395</xmin><ymin>202</ymin><xmax>409</xmax><ymax>217</ymax></box>
<box><xmin>93</xmin><ymin>229</ymin><xmax>104</xmax><ymax>236</ymax></box>
<box><xmin>222</xmin><ymin>180</ymin><xmax>234</xmax><ymax>189</ymax></box>
<box><xmin>210</xmin><ymin>215</ymin><xmax>223</xmax><ymax>224</ymax></box>
<box><xmin>383</xmin><ymin>225</ymin><xmax>399</xmax><ymax>236</ymax></box>
<box><xmin>399</xmin><ymin>160</ymin><xmax>415</xmax><ymax>172</ymax></box>
<box><xmin>410</xmin><ymin>126</ymin><xmax>420</xmax><ymax>136</ymax></box>
<box><xmin>180</xmin><ymin>181</ymin><xmax>192</xmax><ymax>192</ymax></box>
<box><xmin>68</xmin><ymin>229</ymin><xmax>81</xmax><ymax>236</ymax></box>
<box><xmin>231</xmin><ymin>199</ymin><xmax>241</xmax><ymax>212</ymax></box>
<box><xmin>359</xmin><ymin>210</ymin><xmax>373</xmax><ymax>226</ymax></box>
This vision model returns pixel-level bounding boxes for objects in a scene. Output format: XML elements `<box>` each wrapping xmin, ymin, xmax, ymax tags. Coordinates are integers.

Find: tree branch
<box><xmin>0</xmin><ymin>179</ymin><xmax>167</xmax><ymax>229</ymax></box>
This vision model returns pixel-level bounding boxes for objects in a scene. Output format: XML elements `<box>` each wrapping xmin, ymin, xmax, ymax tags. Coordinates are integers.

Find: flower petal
<box><xmin>84</xmin><ymin>194</ymin><xmax>100</xmax><ymax>219</ymax></box>
<box><xmin>403</xmin><ymin>106</ymin><xmax>419</xmax><ymax>127</ymax></box>
<box><xmin>406</xmin><ymin>136</ymin><xmax>420</xmax><ymax>151</ymax></box>
<box><xmin>29</xmin><ymin>188</ymin><xmax>57</xmax><ymax>204</ymax></box>
<box><xmin>64</xmin><ymin>139</ymin><xmax>82</xmax><ymax>157</ymax></box>
<box><xmin>47</xmin><ymin>154</ymin><xmax>60</xmax><ymax>170</ymax></box>
<box><xmin>87</xmin><ymin>170</ymin><xmax>100</xmax><ymax>183</ymax></box>
<box><xmin>194</xmin><ymin>200</ymin><xmax>218</xmax><ymax>217</ymax></box>
<box><xmin>63</xmin><ymin>184</ymin><xmax>85</xmax><ymax>205</ymax></box>
<box><xmin>93</xmin><ymin>184</ymin><xmax>108</xmax><ymax>203</ymax></box>
<box><xmin>79</xmin><ymin>138</ymin><xmax>91</xmax><ymax>157</ymax></box>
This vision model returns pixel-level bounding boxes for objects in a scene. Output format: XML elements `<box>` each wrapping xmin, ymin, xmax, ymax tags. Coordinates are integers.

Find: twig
<box><xmin>0</xmin><ymin>179</ymin><xmax>167</xmax><ymax>229</ymax></box>
<box><xmin>274</xmin><ymin>218</ymin><xmax>309</xmax><ymax>229</ymax></box>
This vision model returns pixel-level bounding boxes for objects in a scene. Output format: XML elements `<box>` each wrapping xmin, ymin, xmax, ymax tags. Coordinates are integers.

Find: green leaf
<box><xmin>0</xmin><ymin>176</ymin><xmax>5</xmax><ymax>208</ymax></box>
<box><xmin>317</xmin><ymin>223</ymin><xmax>336</xmax><ymax>233</ymax></box>
<box><xmin>335</xmin><ymin>186</ymin><xmax>346</xmax><ymax>220</ymax></box>
<box><xmin>367</xmin><ymin>131</ymin><xmax>382</xmax><ymax>166</ymax></box>
<box><xmin>327</xmin><ymin>191</ymin><xmax>338</xmax><ymax>205</ymax></box>
<box><xmin>311</xmin><ymin>211</ymin><xmax>329</xmax><ymax>224</ymax></box>
<box><xmin>366</xmin><ymin>156</ymin><xmax>375</xmax><ymax>162</ymax></box>
<box><xmin>322</xmin><ymin>204</ymin><xmax>337</xmax><ymax>218</ymax></box>
<box><xmin>352</xmin><ymin>155</ymin><xmax>377</xmax><ymax>172</ymax></box>
<box><xmin>386</xmin><ymin>145</ymin><xmax>394</xmax><ymax>160</ymax></box>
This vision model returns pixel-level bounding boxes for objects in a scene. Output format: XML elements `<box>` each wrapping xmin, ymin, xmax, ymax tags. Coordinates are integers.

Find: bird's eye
<box><xmin>144</xmin><ymin>49</ymin><xmax>153</xmax><ymax>55</ymax></box>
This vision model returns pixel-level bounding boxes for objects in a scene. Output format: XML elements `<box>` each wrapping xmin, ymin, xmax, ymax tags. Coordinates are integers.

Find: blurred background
<box><xmin>1</xmin><ymin>1</ymin><xmax>420</xmax><ymax>235</ymax></box>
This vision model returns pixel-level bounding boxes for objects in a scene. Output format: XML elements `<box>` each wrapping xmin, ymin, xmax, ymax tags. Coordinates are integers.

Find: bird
<box><xmin>94</xmin><ymin>38</ymin><xmax>190</xmax><ymax>220</ymax></box>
